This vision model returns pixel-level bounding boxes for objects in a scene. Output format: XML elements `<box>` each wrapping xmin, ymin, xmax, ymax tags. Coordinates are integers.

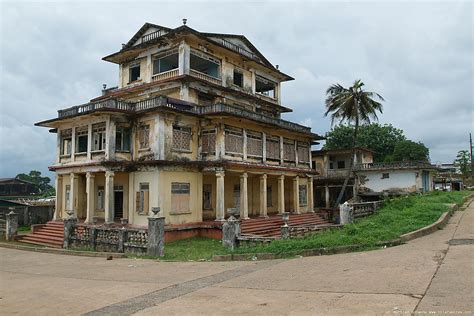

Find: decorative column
<box><xmin>278</xmin><ymin>175</ymin><xmax>285</xmax><ymax>214</ymax></box>
<box><xmin>293</xmin><ymin>176</ymin><xmax>300</xmax><ymax>214</ymax></box>
<box><xmin>240</xmin><ymin>173</ymin><xmax>249</xmax><ymax>219</ymax></box>
<box><xmin>53</xmin><ymin>174</ymin><xmax>63</xmax><ymax>220</ymax></box>
<box><xmin>215</xmin><ymin>169</ymin><xmax>225</xmax><ymax>221</ymax></box>
<box><xmin>69</xmin><ymin>173</ymin><xmax>78</xmax><ymax>217</ymax></box>
<box><xmin>307</xmin><ymin>175</ymin><xmax>314</xmax><ymax>213</ymax></box>
<box><xmin>85</xmin><ymin>172</ymin><xmax>95</xmax><ymax>224</ymax></box>
<box><xmin>104</xmin><ymin>171</ymin><xmax>115</xmax><ymax>224</ymax></box>
<box><xmin>259</xmin><ymin>174</ymin><xmax>268</xmax><ymax>217</ymax></box>
<box><xmin>325</xmin><ymin>185</ymin><xmax>330</xmax><ymax>208</ymax></box>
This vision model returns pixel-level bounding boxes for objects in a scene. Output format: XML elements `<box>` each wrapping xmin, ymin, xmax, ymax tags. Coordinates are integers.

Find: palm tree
<box><xmin>324</xmin><ymin>80</ymin><xmax>384</xmax><ymax>207</ymax></box>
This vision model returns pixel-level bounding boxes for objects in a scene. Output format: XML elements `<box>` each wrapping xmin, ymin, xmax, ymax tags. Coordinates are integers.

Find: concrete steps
<box><xmin>19</xmin><ymin>221</ymin><xmax>64</xmax><ymax>248</ymax></box>
<box><xmin>241</xmin><ymin>213</ymin><xmax>332</xmax><ymax>237</ymax></box>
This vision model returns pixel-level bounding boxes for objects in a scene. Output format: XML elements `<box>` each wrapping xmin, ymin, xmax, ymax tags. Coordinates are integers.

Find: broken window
<box><xmin>203</xmin><ymin>184</ymin><xmax>212</xmax><ymax>210</ymax></box>
<box><xmin>60</xmin><ymin>129</ymin><xmax>72</xmax><ymax>156</ymax></box>
<box><xmin>171</xmin><ymin>182</ymin><xmax>190</xmax><ymax>214</ymax></box>
<box><xmin>116</xmin><ymin>126</ymin><xmax>131</xmax><ymax>152</ymax></box>
<box><xmin>75</xmin><ymin>126</ymin><xmax>88</xmax><ymax>154</ymax></box>
<box><xmin>92</xmin><ymin>123</ymin><xmax>106</xmax><ymax>152</ymax></box>
<box><xmin>266</xmin><ymin>136</ymin><xmax>280</xmax><ymax>160</ymax></box>
<box><xmin>255</xmin><ymin>75</ymin><xmax>276</xmax><ymax>98</ymax></box>
<box><xmin>233</xmin><ymin>69</ymin><xmax>243</xmax><ymax>87</ymax></box>
<box><xmin>299</xmin><ymin>184</ymin><xmax>307</xmax><ymax>206</ymax></box>
<box><xmin>201</xmin><ymin>129</ymin><xmax>216</xmax><ymax>154</ymax></box>
<box><xmin>246</xmin><ymin>130</ymin><xmax>262</xmax><ymax>157</ymax></box>
<box><xmin>267</xmin><ymin>185</ymin><xmax>273</xmax><ymax>207</ymax></box>
<box><xmin>129</xmin><ymin>64</ymin><xmax>141</xmax><ymax>82</ymax></box>
<box><xmin>97</xmin><ymin>186</ymin><xmax>104</xmax><ymax>210</ymax></box>
<box><xmin>225</xmin><ymin>126</ymin><xmax>243</xmax><ymax>155</ymax></box>
<box><xmin>190</xmin><ymin>51</ymin><xmax>220</xmax><ymax>79</ymax></box>
<box><xmin>138</xmin><ymin>124</ymin><xmax>150</xmax><ymax>149</ymax></box>
<box><xmin>153</xmin><ymin>51</ymin><xmax>179</xmax><ymax>74</ymax></box>
<box><xmin>297</xmin><ymin>142</ymin><xmax>310</xmax><ymax>163</ymax></box>
<box><xmin>283</xmin><ymin>138</ymin><xmax>295</xmax><ymax>162</ymax></box>
<box><xmin>337</xmin><ymin>161</ymin><xmax>346</xmax><ymax>169</ymax></box>
<box><xmin>172</xmin><ymin>125</ymin><xmax>192</xmax><ymax>152</ymax></box>
<box><xmin>136</xmin><ymin>183</ymin><xmax>149</xmax><ymax>214</ymax></box>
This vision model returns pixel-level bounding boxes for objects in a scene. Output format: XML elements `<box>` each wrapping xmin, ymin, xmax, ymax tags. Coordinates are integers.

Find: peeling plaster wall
<box><xmin>360</xmin><ymin>169</ymin><xmax>419</xmax><ymax>193</ymax></box>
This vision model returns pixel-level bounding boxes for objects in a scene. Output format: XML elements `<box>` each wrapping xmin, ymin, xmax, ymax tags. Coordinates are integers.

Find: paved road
<box><xmin>1</xmin><ymin>202</ymin><xmax>472</xmax><ymax>315</ymax></box>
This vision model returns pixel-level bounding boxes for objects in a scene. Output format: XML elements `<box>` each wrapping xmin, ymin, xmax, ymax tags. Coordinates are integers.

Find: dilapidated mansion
<box><xmin>36</xmin><ymin>22</ymin><xmax>323</xmax><ymax>227</ymax></box>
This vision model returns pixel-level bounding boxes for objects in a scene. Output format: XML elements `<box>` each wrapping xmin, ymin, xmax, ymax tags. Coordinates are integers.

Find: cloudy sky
<box><xmin>1</xmin><ymin>0</ymin><xmax>472</xmax><ymax>179</ymax></box>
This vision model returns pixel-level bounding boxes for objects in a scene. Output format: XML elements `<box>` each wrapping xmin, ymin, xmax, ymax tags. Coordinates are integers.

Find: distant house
<box><xmin>354</xmin><ymin>161</ymin><xmax>436</xmax><ymax>197</ymax></box>
<box><xmin>311</xmin><ymin>147</ymin><xmax>375</xmax><ymax>208</ymax></box>
<box><xmin>433</xmin><ymin>163</ymin><xmax>463</xmax><ymax>191</ymax></box>
<box><xmin>0</xmin><ymin>178</ymin><xmax>41</xmax><ymax>200</ymax></box>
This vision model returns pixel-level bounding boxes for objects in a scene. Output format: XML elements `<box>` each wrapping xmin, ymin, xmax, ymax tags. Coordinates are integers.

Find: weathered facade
<box><xmin>36</xmin><ymin>22</ymin><xmax>323</xmax><ymax>227</ymax></box>
<box><xmin>311</xmin><ymin>148</ymin><xmax>374</xmax><ymax>208</ymax></box>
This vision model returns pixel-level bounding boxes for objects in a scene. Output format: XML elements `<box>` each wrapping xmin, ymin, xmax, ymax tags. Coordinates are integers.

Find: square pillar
<box><xmin>259</xmin><ymin>174</ymin><xmax>268</xmax><ymax>218</ymax></box>
<box><xmin>53</xmin><ymin>174</ymin><xmax>63</xmax><ymax>220</ymax></box>
<box><xmin>215</xmin><ymin>170</ymin><xmax>225</xmax><ymax>221</ymax></box>
<box><xmin>85</xmin><ymin>172</ymin><xmax>95</xmax><ymax>224</ymax></box>
<box><xmin>240</xmin><ymin>173</ymin><xmax>249</xmax><ymax>219</ymax></box>
<box><xmin>104</xmin><ymin>171</ymin><xmax>115</xmax><ymax>224</ymax></box>
<box><xmin>307</xmin><ymin>175</ymin><xmax>314</xmax><ymax>213</ymax></box>
<box><xmin>69</xmin><ymin>173</ymin><xmax>78</xmax><ymax>217</ymax></box>
<box><xmin>325</xmin><ymin>185</ymin><xmax>330</xmax><ymax>208</ymax></box>
<box><xmin>293</xmin><ymin>176</ymin><xmax>300</xmax><ymax>214</ymax></box>
<box><xmin>278</xmin><ymin>175</ymin><xmax>285</xmax><ymax>214</ymax></box>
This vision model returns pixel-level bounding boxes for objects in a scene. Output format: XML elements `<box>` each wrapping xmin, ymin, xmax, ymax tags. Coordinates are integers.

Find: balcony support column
<box><xmin>279</xmin><ymin>136</ymin><xmax>284</xmax><ymax>165</ymax></box>
<box><xmin>262</xmin><ymin>132</ymin><xmax>267</xmax><ymax>163</ymax></box>
<box><xmin>104</xmin><ymin>171</ymin><xmax>115</xmax><ymax>224</ymax></box>
<box><xmin>240</xmin><ymin>173</ymin><xmax>249</xmax><ymax>219</ymax></box>
<box><xmin>259</xmin><ymin>174</ymin><xmax>268</xmax><ymax>218</ymax></box>
<box><xmin>278</xmin><ymin>175</ymin><xmax>285</xmax><ymax>214</ymax></box>
<box><xmin>215</xmin><ymin>170</ymin><xmax>225</xmax><ymax>221</ymax></box>
<box><xmin>307</xmin><ymin>175</ymin><xmax>314</xmax><ymax>213</ymax></box>
<box><xmin>178</xmin><ymin>41</ymin><xmax>190</xmax><ymax>76</ymax></box>
<box><xmin>325</xmin><ymin>185</ymin><xmax>330</xmax><ymax>208</ymax></box>
<box><xmin>85</xmin><ymin>173</ymin><xmax>95</xmax><ymax>224</ymax></box>
<box><xmin>69</xmin><ymin>173</ymin><xmax>78</xmax><ymax>217</ymax></box>
<box><xmin>53</xmin><ymin>175</ymin><xmax>63</xmax><ymax>220</ymax></box>
<box><xmin>293</xmin><ymin>176</ymin><xmax>300</xmax><ymax>214</ymax></box>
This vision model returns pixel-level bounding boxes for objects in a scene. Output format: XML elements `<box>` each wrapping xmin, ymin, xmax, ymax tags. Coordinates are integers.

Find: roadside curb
<box><xmin>212</xmin><ymin>201</ymin><xmax>466</xmax><ymax>262</ymax></box>
<box><xmin>0</xmin><ymin>242</ymin><xmax>125</xmax><ymax>258</ymax></box>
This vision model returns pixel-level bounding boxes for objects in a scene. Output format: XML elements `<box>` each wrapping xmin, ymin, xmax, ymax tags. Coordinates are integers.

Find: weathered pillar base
<box><xmin>222</xmin><ymin>216</ymin><xmax>241</xmax><ymax>250</ymax></box>
<box><xmin>6</xmin><ymin>210</ymin><xmax>18</xmax><ymax>241</ymax></box>
<box><xmin>148</xmin><ymin>211</ymin><xmax>165</xmax><ymax>257</ymax></box>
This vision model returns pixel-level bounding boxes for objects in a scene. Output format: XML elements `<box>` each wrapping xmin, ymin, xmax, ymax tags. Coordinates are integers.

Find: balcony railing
<box><xmin>57</xmin><ymin>96</ymin><xmax>193</xmax><ymax>118</ymax></box>
<box><xmin>355</xmin><ymin>161</ymin><xmax>433</xmax><ymax>171</ymax></box>
<box><xmin>189</xmin><ymin>69</ymin><xmax>222</xmax><ymax>86</ymax></box>
<box><xmin>142</xmin><ymin>30</ymin><xmax>168</xmax><ymax>43</ymax></box>
<box><xmin>212</xmin><ymin>38</ymin><xmax>262</xmax><ymax>63</ymax></box>
<box><xmin>195</xmin><ymin>103</ymin><xmax>311</xmax><ymax>134</ymax></box>
<box><xmin>152</xmin><ymin>69</ymin><xmax>179</xmax><ymax>82</ymax></box>
<box><xmin>56</xmin><ymin>98</ymin><xmax>312</xmax><ymax>134</ymax></box>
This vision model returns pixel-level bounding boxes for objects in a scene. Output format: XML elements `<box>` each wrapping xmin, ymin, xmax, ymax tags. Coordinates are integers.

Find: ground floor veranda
<box><xmin>53</xmin><ymin>167</ymin><xmax>315</xmax><ymax>227</ymax></box>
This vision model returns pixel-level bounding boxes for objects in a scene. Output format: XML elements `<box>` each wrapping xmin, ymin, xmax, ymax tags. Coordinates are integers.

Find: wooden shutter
<box><xmin>144</xmin><ymin>191</ymin><xmax>149</xmax><ymax>214</ymax></box>
<box><xmin>136</xmin><ymin>192</ymin><xmax>140</xmax><ymax>213</ymax></box>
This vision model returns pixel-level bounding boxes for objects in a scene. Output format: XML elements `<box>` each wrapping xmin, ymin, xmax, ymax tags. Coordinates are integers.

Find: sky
<box><xmin>0</xmin><ymin>0</ymin><xmax>472</xmax><ymax>179</ymax></box>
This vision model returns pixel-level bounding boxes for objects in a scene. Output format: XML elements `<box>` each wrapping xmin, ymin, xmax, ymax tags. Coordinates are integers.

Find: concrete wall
<box><xmin>360</xmin><ymin>169</ymin><xmax>418</xmax><ymax>193</ymax></box>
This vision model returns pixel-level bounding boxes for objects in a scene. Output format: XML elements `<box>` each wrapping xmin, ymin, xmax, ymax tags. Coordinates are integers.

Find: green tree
<box><xmin>323</xmin><ymin>123</ymin><xmax>406</xmax><ymax>162</ymax></box>
<box><xmin>324</xmin><ymin>80</ymin><xmax>384</xmax><ymax>207</ymax></box>
<box><xmin>16</xmin><ymin>170</ymin><xmax>55</xmax><ymax>197</ymax></box>
<box><xmin>388</xmin><ymin>140</ymin><xmax>430</xmax><ymax>162</ymax></box>
<box><xmin>454</xmin><ymin>150</ymin><xmax>472</xmax><ymax>177</ymax></box>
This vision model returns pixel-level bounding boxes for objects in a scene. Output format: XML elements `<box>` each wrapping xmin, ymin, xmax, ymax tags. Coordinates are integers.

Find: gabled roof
<box><xmin>103</xmin><ymin>23</ymin><xmax>293</xmax><ymax>81</ymax></box>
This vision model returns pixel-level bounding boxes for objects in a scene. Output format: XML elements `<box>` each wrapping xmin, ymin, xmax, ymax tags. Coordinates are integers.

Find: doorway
<box><xmin>114</xmin><ymin>186</ymin><xmax>124</xmax><ymax>219</ymax></box>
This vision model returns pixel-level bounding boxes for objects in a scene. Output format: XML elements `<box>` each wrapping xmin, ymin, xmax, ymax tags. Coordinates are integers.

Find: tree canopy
<box><xmin>16</xmin><ymin>170</ymin><xmax>55</xmax><ymax>197</ymax></box>
<box><xmin>323</xmin><ymin>123</ymin><xmax>412</xmax><ymax>162</ymax></box>
<box><xmin>388</xmin><ymin>140</ymin><xmax>430</xmax><ymax>162</ymax></box>
<box><xmin>454</xmin><ymin>150</ymin><xmax>472</xmax><ymax>177</ymax></box>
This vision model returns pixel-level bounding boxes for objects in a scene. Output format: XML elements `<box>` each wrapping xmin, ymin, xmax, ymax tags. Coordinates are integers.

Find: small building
<box><xmin>433</xmin><ymin>163</ymin><xmax>463</xmax><ymax>191</ymax></box>
<box><xmin>354</xmin><ymin>161</ymin><xmax>436</xmax><ymax>197</ymax></box>
<box><xmin>0</xmin><ymin>178</ymin><xmax>41</xmax><ymax>200</ymax></box>
<box><xmin>311</xmin><ymin>147</ymin><xmax>374</xmax><ymax>208</ymax></box>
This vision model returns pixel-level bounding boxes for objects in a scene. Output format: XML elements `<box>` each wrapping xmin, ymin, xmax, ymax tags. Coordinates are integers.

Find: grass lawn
<box><xmin>17</xmin><ymin>225</ymin><xmax>31</xmax><ymax>232</ymax></box>
<box><xmin>154</xmin><ymin>191</ymin><xmax>471</xmax><ymax>261</ymax></box>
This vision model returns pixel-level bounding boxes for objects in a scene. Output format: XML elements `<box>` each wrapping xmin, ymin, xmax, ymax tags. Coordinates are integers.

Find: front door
<box><xmin>114</xmin><ymin>191</ymin><xmax>124</xmax><ymax>219</ymax></box>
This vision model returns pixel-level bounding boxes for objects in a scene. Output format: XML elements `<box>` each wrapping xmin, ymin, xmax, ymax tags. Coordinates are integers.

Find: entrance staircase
<box><xmin>18</xmin><ymin>221</ymin><xmax>64</xmax><ymax>248</ymax></box>
<box><xmin>241</xmin><ymin>213</ymin><xmax>332</xmax><ymax>238</ymax></box>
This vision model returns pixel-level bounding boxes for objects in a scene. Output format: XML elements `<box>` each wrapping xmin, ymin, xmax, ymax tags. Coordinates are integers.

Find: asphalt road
<box><xmin>1</xmin><ymin>201</ymin><xmax>472</xmax><ymax>315</ymax></box>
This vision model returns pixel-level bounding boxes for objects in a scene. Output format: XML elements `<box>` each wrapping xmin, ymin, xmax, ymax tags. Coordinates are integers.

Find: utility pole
<box><xmin>470</xmin><ymin>133</ymin><xmax>473</xmax><ymax>186</ymax></box>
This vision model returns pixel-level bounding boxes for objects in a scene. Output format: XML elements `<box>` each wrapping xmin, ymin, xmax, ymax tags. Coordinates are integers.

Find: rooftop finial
<box><xmin>276</xmin><ymin>65</ymin><xmax>279</xmax><ymax>70</ymax></box>
<box><xmin>182</xmin><ymin>18</ymin><xmax>187</xmax><ymax>25</ymax></box>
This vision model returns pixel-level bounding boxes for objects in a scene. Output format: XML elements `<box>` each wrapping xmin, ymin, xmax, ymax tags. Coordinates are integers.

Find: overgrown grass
<box><xmin>231</xmin><ymin>190</ymin><xmax>470</xmax><ymax>255</ymax></box>
<box><xmin>17</xmin><ymin>225</ymin><xmax>31</xmax><ymax>232</ymax></box>
<box><xmin>132</xmin><ymin>191</ymin><xmax>472</xmax><ymax>261</ymax></box>
<box><xmin>161</xmin><ymin>237</ymin><xmax>227</xmax><ymax>261</ymax></box>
